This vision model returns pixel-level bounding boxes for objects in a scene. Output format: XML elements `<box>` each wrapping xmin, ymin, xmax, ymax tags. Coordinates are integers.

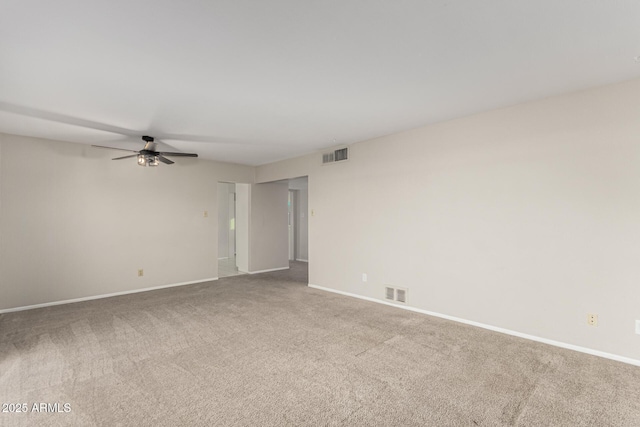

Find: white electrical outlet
<box><xmin>138</xmin><ymin>269</ymin><xmax>144</xmax><ymax>277</ymax></box>
<box><xmin>636</xmin><ymin>320</ymin><xmax>640</xmax><ymax>335</ymax></box>
<box><xmin>587</xmin><ymin>313</ymin><xmax>598</xmax><ymax>326</ymax></box>
<box><xmin>204</xmin><ymin>211</ymin><xmax>208</xmax><ymax>218</ymax></box>
<box><xmin>362</xmin><ymin>273</ymin><xmax>367</xmax><ymax>282</ymax></box>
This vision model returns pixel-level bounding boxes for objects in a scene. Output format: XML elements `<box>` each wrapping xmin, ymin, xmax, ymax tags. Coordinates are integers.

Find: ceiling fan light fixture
<box><xmin>138</xmin><ymin>154</ymin><xmax>159</xmax><ymax>167</ymax></box>
<box><xmin>96</xmin><ymin>135</ymin><xmax>198</xmax><ymax>167</ymax></box>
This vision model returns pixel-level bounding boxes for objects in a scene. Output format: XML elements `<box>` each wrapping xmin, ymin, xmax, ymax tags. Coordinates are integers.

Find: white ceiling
<box><xmin>1</xmin><ymin>1</ymin><xmax>639</xmax><ymax>166</ymax></box>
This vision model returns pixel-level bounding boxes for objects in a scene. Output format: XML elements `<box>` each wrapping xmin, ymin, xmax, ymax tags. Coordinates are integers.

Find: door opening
<box><xmin>218</xmin><ymin>182</ymin><xmax>248</xmax><ymax>278</ymax></box>
<box><xmin>288</xmin><ymin>190</ymin><xmax>296</xmax><ymax>261</ymax></box>
<box><xmin>288</xmin><ymin>177</ymin><xmax>308</xmax><ymax>263</ymax></box>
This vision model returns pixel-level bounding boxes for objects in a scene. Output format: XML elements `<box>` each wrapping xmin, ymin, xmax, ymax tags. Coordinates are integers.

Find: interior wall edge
<box><xmin>308</xmin><ymin>284</ymin><xmax>640</xmax><ymax>368</ymax></box>
<box><xmin>248</xmin><ymin>266</ymin><xmax>290</xmax><ymax>275</ymax></box>
<box><xmin>0</xmin><ymin>277</ymin><xmax>219</xmax><ymax>314</ymax></box>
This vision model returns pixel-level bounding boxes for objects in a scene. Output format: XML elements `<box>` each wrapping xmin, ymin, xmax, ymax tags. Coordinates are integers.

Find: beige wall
<box><xmin>0</xmin><ymin>134</ymin><xmax>254</xmax><ymax>310</ymax></box>
<box><xmin>288</xmin><ymin>178</ymin><xmax>309</xmax><ymax>262</ymax></box>
<box><xmin>235</xmin><ymin>183</ymin><xmax>250</xmax><ymax>273</ymax></box>
<box><xmin>256</xmin><ymin>78</ymin><xmax>640</xmax><ymax>361</ymax></box>
<box><xmin>217</xmin><ymin>182</ymin><xmax>235</xmax><ymax>259</ymax></box>
<box><xmin>249</xmin><ymin>182</ymin><xmax>289</xmax><ymax>272</ymax></box>
<box><xmin>295</xmin><ymin>189</ymin><xmax>308</xmax><ymax>261</ymax></box>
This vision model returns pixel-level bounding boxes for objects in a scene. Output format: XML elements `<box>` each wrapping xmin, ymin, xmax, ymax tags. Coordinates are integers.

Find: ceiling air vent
<box><xmin>322</xmin><ymin>147</ymin><xmax>348</xmax><ymax>165</ymax></box>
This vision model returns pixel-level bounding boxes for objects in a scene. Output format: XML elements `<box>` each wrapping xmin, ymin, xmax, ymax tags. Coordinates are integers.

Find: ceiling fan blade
<box><xmin>157</xmin><ymin>155</ymin><xmax>174</xmax><ymax>165</ymax></box>
<box><xmin>92</xmin><ymin>145</ymin><xmax>139</xmax><ymax>153</ymax></box>
<box><xmin>159</xmin><ymin>152</ymin><xmax>198</xmax><ymax>157</ymax></box>
<box><xmin>112</xmin><ymin>154</ymin><xmax>139</xmax><ymax>160</ymax></box>
<box><xmin>158</xmin><ymin>134</ymin><xmax>269</xmax><ymax>146</ymax></box>
<box><xmin>0</xmin><ymin>102</ymin><xmax>139</xmax><ymax>138</ymax></box>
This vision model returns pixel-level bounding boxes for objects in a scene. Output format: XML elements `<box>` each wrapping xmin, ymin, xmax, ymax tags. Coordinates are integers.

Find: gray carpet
<box><xmin>1</xmin><ymin>262</ymin><xmax>639</xmax><ymax>426</ymax></box>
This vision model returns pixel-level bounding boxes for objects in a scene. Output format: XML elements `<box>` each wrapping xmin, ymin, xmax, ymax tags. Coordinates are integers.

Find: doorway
<box><xmin>288</xmin><ymin>190</ymin><xmax>296</xmax><ymax>261</ymax></box>
<box><xmin>218</xmin><ymin>182</ymin><xmax>249</xmax><ymax>278</ymax></box>
<box><xmin>288</xmin><ymin>177</ymin><xmax>308</xmax><ymax>263</ymax></box>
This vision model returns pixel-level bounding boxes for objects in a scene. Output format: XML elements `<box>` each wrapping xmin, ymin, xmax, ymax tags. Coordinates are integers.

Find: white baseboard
<box><xmin>295</xmin><ymin>259</ymin><xmax>309</xmax><ymax>262</ymax></box>
<box><xmin>0</xmin><ymin>277</ymin><xmax>219</xmax><ymax>314</ymax></box>
<box><xmin>248</xmin><ymin>266</ymin><xmax>290</xmax><ymax>274</ymax></box>
<box><xmin>307</xmin><ymin>284</ymin><xmax>640</xmax><ymax>368</ymax></box>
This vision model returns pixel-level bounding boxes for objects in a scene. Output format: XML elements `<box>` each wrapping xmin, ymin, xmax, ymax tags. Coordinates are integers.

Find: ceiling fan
<box><xmin>93</xmin><ymin>135</ymin><xmax>198</xmax><ymax>166</ymax></box>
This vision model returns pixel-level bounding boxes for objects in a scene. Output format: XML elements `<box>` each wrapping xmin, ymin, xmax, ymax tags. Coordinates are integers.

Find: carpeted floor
<box><xmin>1</xmin><ymin>261</ymin><xmax>640</xmax><ymax>426</ymax></box>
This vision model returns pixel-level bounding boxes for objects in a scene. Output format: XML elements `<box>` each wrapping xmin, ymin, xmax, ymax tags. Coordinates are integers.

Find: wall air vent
<box><xmin>385</xmin><ymin>287</ymin><xmax>395</xmax><ymax>300</ymax></box>
<box><xmin>384</xmin><ymin>286</ymin><xmax>407</xmax><ymax>304</ymax></box>
<box><xmin>334</xmin><ymin>148</ymin><xmax>348</xmax><ymax>161</ymax></box>
<box><xmin>322</xmin><ymin>147</ymin><xmax>348</xmax><ymax>164</ymax></box>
